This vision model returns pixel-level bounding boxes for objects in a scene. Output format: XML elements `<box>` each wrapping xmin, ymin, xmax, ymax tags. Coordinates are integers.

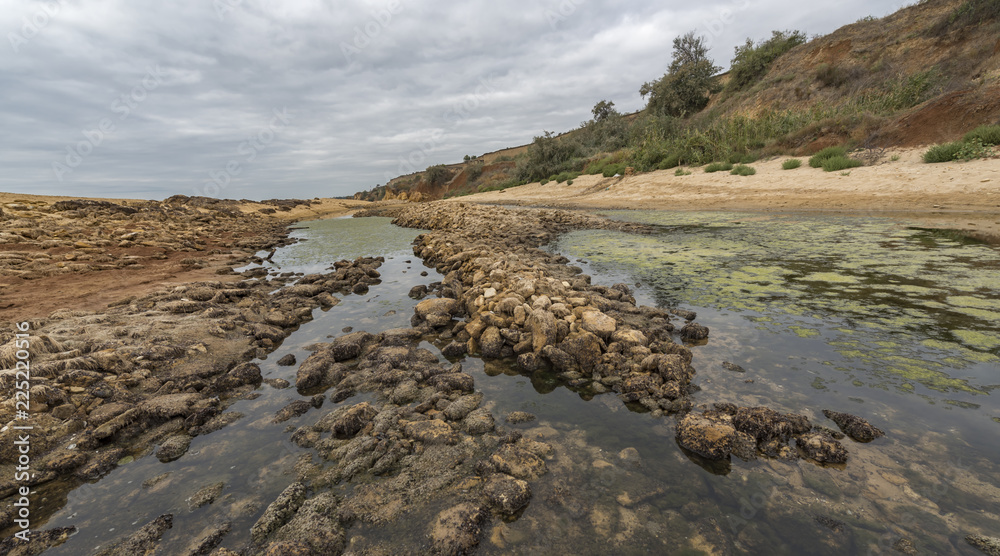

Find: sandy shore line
<box><xmin>448</xmin><ymin>148</ymin><xmax>1000</xmax><ymax>241</ymax></box>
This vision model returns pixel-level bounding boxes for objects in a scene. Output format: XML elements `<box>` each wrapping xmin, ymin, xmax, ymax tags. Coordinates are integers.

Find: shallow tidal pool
<box><xmin>30</xmin><ymin>213</ymin><xmax>1000</xmax><ymax>555</ymax></box>
<box><xmin>543</xmin><ymin>210</ymin><xmax>1000</xmax><ymax>553</ymax></box>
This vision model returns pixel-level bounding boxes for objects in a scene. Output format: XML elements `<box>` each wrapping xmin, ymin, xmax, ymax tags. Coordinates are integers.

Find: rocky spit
<box><xmin>0</xmin><ymin>199</ymin><xmax>915</xmax><ymax>555</ymax></box>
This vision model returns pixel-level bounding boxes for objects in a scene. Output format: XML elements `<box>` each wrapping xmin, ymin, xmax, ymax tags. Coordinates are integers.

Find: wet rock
<box><xmin>330</xmin><ymin>402</ymin><xmax>378</xmax><ymax>439</ymax></box>
<box><xmin>541</xmin><ymin>345</ymin><xmax>576</xmax><ymax>372</ymax></box>
<box><xmin>611</xmin><ymin>329</ymin><xmax>647</xmax><ymax>348</ymax></box>
<box><xmin>463</xmin><ymin>408</ymin><xmax>496</xmax><ymax>434</ymax></box>
<box><xmin>273</xmin><ymin>400</ymin><xmax>313</xmax><ymax>423</ymax></box>
<box><xmin>479</xmin><ymin>326</ymin><xmax>504</xmax><ymax>358</ymax></box>
<box><xmin>679</xmin><ymin>322</ymin><xmax>709</xmax><ymax>341</ymax></box>
<box><xmin>489</xmin><ymin>445</ymin><xmax>547</xmax><ymax>480</ymax></box>
<box><xmin>295</xmin><ymin>349</ymin><xmax>335</xmax><ymax>390</ymax></box>
<box><xmin>731</xmin><ymin>431</ymin><xmax>758</xmax><ymax>461</ymax></box>
<box><xmin>95</xmin><ymin>514</ymin><xmax>173</xmax><ymax>556</ymax></box>
<box><xmin>404</xmin><ymin>419</ymin><xmax>459</xmax><ymax>445</ymax></box>
<box><xmin>443</xmin><ymin>392</ymin><xmax>483</xmax><ymax>421</ymax></box>
<box><xmin>814</xmin><ymin>514</ymin><xmax>846</xmax><ymax>532</ymax></box>
<box><xmin>559</xmin><ymin>330</ymin><xmax>603</xmax><ymax>370</ymax></box>
<box><xmin>822</xmin><ymin>409</ymin><xmax>885</xmax><ymax>442</ymax></box>
<box><xmin>722</xmin><ymin>361</ymin><xmax>745</xmax><ymax>373</ymax></box>
<box><xmin>416</xmin><ymin>297</ymin><xmax>461</xmax><ymax>319</ymax></box>
<box><xmin>893</xmin><ymin>537</ymin><xmax>918</xmax><ymax>555</ymax></box>
<box><xmin>617</xmin><ymin>447</ymin><xmax>642</xmax><ymax>468</ymax></box>
<box><xmin>505</xmin><ymin>411</ymin><xmax>536</xmax><ymax>424</ymax></box>
<box><xmin>408</xmin><ymin>284</ymin><xmax>429</xmax><ymax>299</ymax></box>
<box><xmin>672</xmin><ymin>308</ymin><xmax>697</xmax><ymax>321</ymax></box>
<box><xmin>329</xmin><ymin>331</ymin><xmax>375</xmax><ymax>361</ymax></box>
<box><xmin>733</xmin><ymin>406</ymin><xmax>808</xmax><ymax>444</ymax></box>
<box><xmin>676</xmin><ymin>412</ymin><xmax>735</xmax><ymax>460</ymax></box>
<box><xmin>580</xmin><ymin>310</ymin><xmax>616</xmax><ymax>339</ymax></box>
<box><xmin>484</xmin><ymin>474</ymin><xmax>532</xmax><ymax>515</ymax></box>
<box><xmin>251</xmin><ymin>482</ymin><xmax>307</xmax><ymax>543</ymax></box>
<box><xmin>136</xmin><ymin>394</ymin><xmax>205</xmax><ymax>419</ymax></box>
<box><xmin>41</xmin><ymin>450</ymin><xmax>88</xmax><ymax>472</ymax></box>
<box><xmin>276</xmin><ymin>354</ymin><xmax>296</xmax><ymax>366</ymax></box>
<box><xmin>188</xmin><ymin>481</ymin><xmax>225</xmax><ymax>510</ymax></box>
<box><xmin>528</xmin><ymin>309</ymin><xmax>557</xmax><ymax>352</ymax></box>
<box><xmin>441</xmin><ymin>340</ymin><xmax>468</xmax><ymax>358</ymax></box>
<box><xmin>429</xmin><ymin>502</ymin><xmax>487</xmax><ymax>555</ymax></box>
<box><xmin>966</xmin><ymin>534</ymin><xmax>1000</xmax><ymax>556</ymax></box>
<box><xmin>264</xmin><ymin>541</ymin><xmax>312</xmax><ymax>556</ymax></box>
<box><xmin>156</xmin><ymin>434</ymin><xmax>193</xmax><ymax>463</ymax></box>
<box><xmin>215</xmin><ymin>362</ymin><xmax>262</xmax><ymax>390</ymax></box>
<box><xmin>266</xmin><ymin>492</ymin><xmax>346</xmax><ymax>555</ymax></box>
<box><xmin>430</xmin><ymin>372</ymin><xmax>475</xmax><ymax>393</ymax></box>
<box><xmin>796</xmin><ymin>431</ymin><xmax>848</xmax><ymax>464</ymax></box>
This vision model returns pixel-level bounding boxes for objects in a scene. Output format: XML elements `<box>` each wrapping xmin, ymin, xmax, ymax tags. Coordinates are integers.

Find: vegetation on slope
<box><xmin>356</xmin><ymin>0</ymin><xmax>1000</xmax><ymax>200</ymax></box>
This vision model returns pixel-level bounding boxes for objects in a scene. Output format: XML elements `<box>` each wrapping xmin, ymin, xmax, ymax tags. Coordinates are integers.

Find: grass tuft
<box><xmin>782</xmin><ymin>159</ymin><xmax>802</xmax><ymax>170</ymax></box>
<box><xmin>704</xmin><ymin>161</ymin><xmax>734</xmax><ymax>173</ymax></box>
<box><xmin>821</xmin><ymin>155</ymin><xmax>863</xmax><ymax>172</ymax></box>
<box><xmin>809</xmin><ymin>146</ymin><xmax>848</xmax><ymax>168</ymax></box>
<box><xmin>730</xmin><ymin>164</ymin><xmax>756</xmax><ymax>176</ymax></box>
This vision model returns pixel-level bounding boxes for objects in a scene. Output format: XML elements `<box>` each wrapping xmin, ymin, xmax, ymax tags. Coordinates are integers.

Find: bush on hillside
<box><xmin>782</xmin><ymin>159</ymin><xmax>802</xmax><ymax>169</ymax></box>
<box><xmin>730</xmin><ymin>164</ymin><xmax>757</xmax><ymax>176</ymax></box>
<box><xmin>963</xmin><ymin>124</ymin><xmax>1000</xmax><ymax>146</ymax></box>
<box><xmin>728</xmin><ymin>30</ymin><xmax>807</xmax><ymax>91</ymax></box>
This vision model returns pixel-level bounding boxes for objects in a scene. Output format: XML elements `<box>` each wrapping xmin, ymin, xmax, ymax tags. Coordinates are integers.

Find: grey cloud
<box><xmin>0</xmin><ymin>0</ymin><xmax>902</xmax><ymax>200</ymax></box>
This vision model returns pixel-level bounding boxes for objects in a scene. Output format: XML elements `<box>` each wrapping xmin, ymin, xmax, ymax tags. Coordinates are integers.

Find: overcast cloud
<box><xmin>1</xmin><ymin>0</ymin><xmax>906</xmax><ymax>200</ymax></box>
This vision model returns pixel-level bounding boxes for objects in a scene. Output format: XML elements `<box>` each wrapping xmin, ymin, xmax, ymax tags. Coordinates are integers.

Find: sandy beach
<box><xmin>450</xmin><ymin>148</ymin><xmax>1000</xmax><ymax>241</ymax></box>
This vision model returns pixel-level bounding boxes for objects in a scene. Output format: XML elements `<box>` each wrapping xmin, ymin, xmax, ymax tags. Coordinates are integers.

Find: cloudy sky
<box><xmin>2</xmin><ymin>0</ymin><xmax>906</xmax><ymax>200</ymax></box>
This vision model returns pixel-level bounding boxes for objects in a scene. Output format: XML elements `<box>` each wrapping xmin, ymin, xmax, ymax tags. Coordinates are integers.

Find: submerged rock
<box><xmin>822</xmin><ymin>409</ymin><xmax>885</xmax><ymax>442</ymax></box>
<box><xmin>429</xmin><ymin>502</ymin><xmax>487</xmax><ymax>555</ymax></box>
<box><xmin>967</xmin><ymin>535</ymin><xmax>1000</xmax><ymax>556</ymax></box>
<box><xmin>796</xmin><ymin>431</ymin><xmax>848</xmax><ymax>464</ymax></box>
<box><xmin>484</xmin><ymin>474</ymin><xmax>532</xmax><ymax>515</ymax></box>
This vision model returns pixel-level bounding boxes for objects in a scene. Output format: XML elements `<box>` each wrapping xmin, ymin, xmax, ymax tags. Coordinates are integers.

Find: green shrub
<box><xmin>658</xmin><ymin>153</ymin><xmax>681</xmax><ymax>169</ymax></box>
<box><xmin>809</xmin><ymin>146</ymin><xmax>848</xmax><ymax>167</ymax></box>
<box><xmin>923</xmin><ymin>142</ymin><xmax>964</xmax><ymax>163</ymax></box>
<box><xmin>552</xmin><ymin>171</ymin><xmax>580</xmax><ymax>183</ymax></box>
<box><xmin>567</xmin><ymin>179</ymin><xmax>574</xmax><ymax>185</ymax></box>
<box><xmin>955</xmin><ymin>139</ymin><xmax>989</xmax><ymax>160</ymax></box>
<box><xmin>730</xmin><ymin>164</ymin><xmax>756</xmax><ymax>176</ymax></box>
<box><xmin>540</xmin><ymin>179</ymin><xmax>549</xmax><ymax>185</ymax></box>
<box><xmin>675</xmin><ymin>168</ymin><xmax>692</xmax><ymax>176</ymax></box>
<box><xmin>821</xmin><ymin>155</ymin><xmax>863</xmax><ymax>172</ymax></box>
<box><xmin>601</xmin><ymin>164</ymin><xmax>626</xmax><ymax>177</ymax></box>
<box><xmin>728</xmin><ymin>30</ymin><xmax>807</xmax><ymax>92</ymax></box>
<box><xmin>704</xmin><ymin>162</ymin><xmax>734</xmax><ymax>173</ymax></box>
<box><xmin>782</xmin><ymin>159</ymin><xmax>802</xmax><ymax>170</ymax></box>
<box><xmin>963</xmin><ymin>124</ymin><xmax>1000</xmax><ymax>146</ymax></box>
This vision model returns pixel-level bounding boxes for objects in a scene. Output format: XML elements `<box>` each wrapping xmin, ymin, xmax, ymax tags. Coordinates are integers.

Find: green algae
<box><xmin>553</xmin><ymin>211</ymin><xmax>1000</xmax><ymax>397</ymax></box>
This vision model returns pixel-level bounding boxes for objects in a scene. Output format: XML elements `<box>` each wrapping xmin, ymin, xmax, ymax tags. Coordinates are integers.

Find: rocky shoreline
<box><xmin>0</xmin><ymin>199</ymin><xmax>902</xmax><ymax>554</ymax></box>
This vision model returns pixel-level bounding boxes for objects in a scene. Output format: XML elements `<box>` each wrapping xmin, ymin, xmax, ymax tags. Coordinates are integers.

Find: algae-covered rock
<box><xmin>676</xmin><ymin>412</ymin><xmax>735</xmax><ymax>460</ymax></box>
<box><xmin>822</xmin><ymin>409</ymin><xmax>885</xmax><ymax>442</ymax></box>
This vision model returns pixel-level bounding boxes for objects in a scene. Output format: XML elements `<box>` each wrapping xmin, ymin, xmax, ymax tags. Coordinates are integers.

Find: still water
<box><xmin>34</xmin><ymin>213</ymin><xmax>1000</xmax><ymax>554</ymax></box>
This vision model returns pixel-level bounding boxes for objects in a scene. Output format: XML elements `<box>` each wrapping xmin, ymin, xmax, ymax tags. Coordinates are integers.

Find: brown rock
<box><xmin>676</xmin><ymin>412</ymin><xmax>735</xmax><ymax>460</ymax></box>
